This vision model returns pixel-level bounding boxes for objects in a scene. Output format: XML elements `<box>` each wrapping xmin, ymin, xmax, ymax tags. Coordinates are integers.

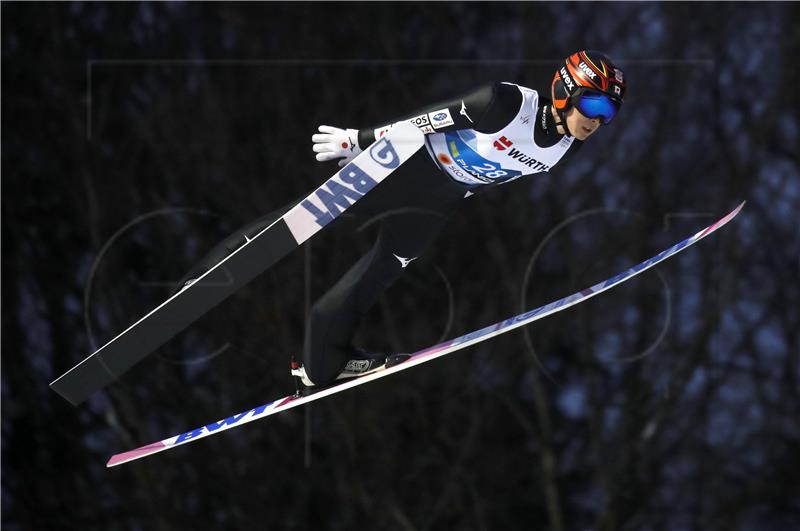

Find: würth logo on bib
<box><xmin>505</xmin><ymin>148</ymin><xmax>551</xmax><ymax>172</ymax></box>
<box><xmin>493</xmin><ymin>136</ymin><xmax>513</xmax><ymax>151</ymax></box>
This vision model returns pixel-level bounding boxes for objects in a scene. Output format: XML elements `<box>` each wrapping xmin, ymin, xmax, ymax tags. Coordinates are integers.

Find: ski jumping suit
<box><xmin>304</xmin><ymin>82</ymin><xmax>584</xmax><ymax>384</ymax></box>
<box><xmin>181</xmin><ymin>82</ymin><xmax>584</xmax><ymax>385</ymax></box>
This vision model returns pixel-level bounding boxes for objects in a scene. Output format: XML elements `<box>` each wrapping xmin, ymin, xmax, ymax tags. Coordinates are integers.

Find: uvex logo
<box><xmin>578</xmin><ymin>61</ymin><xmax>597</xmax><ymax>80</ymax></box>
<box><xmin>560</xmin><ymin>67</ymin><xmax>575</xmax><ymax>90</ymax></box>
<box><xmin>493</xmin><ymin>136</ymin><xmax>513</xmax><ymax>150</ymax></box>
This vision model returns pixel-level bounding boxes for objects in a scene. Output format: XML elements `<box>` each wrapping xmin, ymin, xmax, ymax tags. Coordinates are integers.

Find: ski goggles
<box><xmin>573</xmin><ymin>90</ymin><xmax>621</xmax><ymax>124</ymax></box>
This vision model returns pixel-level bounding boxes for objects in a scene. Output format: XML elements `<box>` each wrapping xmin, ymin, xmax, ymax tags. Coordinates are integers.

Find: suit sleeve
<box><xmin>357</xmin><ymin>82</ymin><xmax>523</xmax><ymax>149</ymax></box>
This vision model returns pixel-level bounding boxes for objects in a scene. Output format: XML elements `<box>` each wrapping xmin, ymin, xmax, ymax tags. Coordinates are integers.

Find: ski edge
<box><xmin>107</xmin><ymin>200</ymin><xmax>745</xmax><ymax>468</ymax></box>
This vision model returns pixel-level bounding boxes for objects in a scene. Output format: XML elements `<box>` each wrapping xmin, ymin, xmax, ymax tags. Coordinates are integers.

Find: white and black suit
<box><xmin>184</xmin><ymin>82</ymin><xmax>583</xmax><ymax>385</ymax></box>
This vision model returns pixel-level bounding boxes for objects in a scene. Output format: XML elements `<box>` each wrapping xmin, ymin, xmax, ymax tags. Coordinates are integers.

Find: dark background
<box><xmin>2</xmin><ymin>2</ymin><xmax>799</xmax><ymax>530</ymax></box>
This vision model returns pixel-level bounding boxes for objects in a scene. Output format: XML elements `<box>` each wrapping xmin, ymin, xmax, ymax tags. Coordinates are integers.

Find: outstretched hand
<box><xmin>312</xmin><ymin>125</ymin><xmax>362</xmax><ymax>167</ymax></box>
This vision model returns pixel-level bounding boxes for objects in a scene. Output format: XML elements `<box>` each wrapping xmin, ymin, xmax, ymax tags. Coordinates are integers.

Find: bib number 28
<box><xmin>467</xmin><ymin>162</ymin><xmax>508</xmax><ymax>179</ymax></box>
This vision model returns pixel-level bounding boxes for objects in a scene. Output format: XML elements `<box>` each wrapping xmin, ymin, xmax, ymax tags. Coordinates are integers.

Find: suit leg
<box><xmin>303</xmin><ymin>206</ymin><xmax>453</xmax><ymax>385</ymax></box>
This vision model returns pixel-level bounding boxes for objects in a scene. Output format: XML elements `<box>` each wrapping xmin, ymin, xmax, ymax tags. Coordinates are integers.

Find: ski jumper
<box><xmin>303</xmin><ymin>82</ymin><xmax>583</xmax><ymax>385</ymax></box>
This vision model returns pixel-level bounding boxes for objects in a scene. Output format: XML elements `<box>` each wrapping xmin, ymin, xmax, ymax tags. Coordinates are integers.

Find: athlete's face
<box><xmin>566</xmin><ymin>107</ymin><xmax>601</xmax><ymax>140</ymax></box>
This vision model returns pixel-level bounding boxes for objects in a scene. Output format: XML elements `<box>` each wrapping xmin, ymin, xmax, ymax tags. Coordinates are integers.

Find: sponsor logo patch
<box><xmin>560</xmin><ymin>67</ymin><xmax>575</xmax><ymax>91</ymax></box>
<box><xmin>493</xmin><ymin>135</ymin><xmax>513</xmax><ymax>151</ymax></box>
<box><xmin>578</xmin><ymin>61</ymin><xmax>597</xmax><ymax>80</ymax></box>
<box><xmin>344</xmin><ymin>359</ymin><xmax>374</xmax><ymax>372</ymax></box>
<box><xmin>503</xmin><ymin>147</ymin><xmax>551</xmax><ymax>172</ymax></box>
<box><xmin>368</xmin><ymin>136</ymin><xmax>401</xmax><ymax>169</ymax></box>
<box><xmin>448</xmin><ymin>140</ymin><xmax>460</xmax><ymax>157</ymax></box>
<box><xmin>393</xmin><ymin>254</ymin><xmax>417</xmax><ymax>268</ymax></box>
<box><xmin>429</xmin><ymin>108</ymin><xmax>454</xmax><ymax>130</ymax></box>
<box><xmin>300</xmin><ymin>164</ymin><xmax>377</xmax><ymax>228</ymax></box>
<box><xmin>410</xmin><ymin>114</ymin><xmax>430</xmax><ymax>128</ymax></box>
<box><xmin>175</xmin><ymin>403</ymin><xmax>271</xmax><ymax>443</ymax></box>
<box><xmin>437</xmin><ymin>153</ymin><xmax>453</xmax><ymax>165</ymax></box>
<box><xmin>459</xmin><ymin>100</ymin><xmax>474</xmax><ymax>123</ymax></box>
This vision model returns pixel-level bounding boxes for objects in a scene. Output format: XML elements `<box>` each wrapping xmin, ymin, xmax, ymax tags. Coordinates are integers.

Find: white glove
<box><xmin>312</xmin><ymin>125</ymin><xmax>362</xmax><ymax>167</ymax></box>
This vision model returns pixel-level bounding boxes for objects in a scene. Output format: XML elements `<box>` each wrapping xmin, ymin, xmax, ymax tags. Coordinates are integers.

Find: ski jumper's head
<box><xmin>551</xmin><ymin>50</ymin><xmax>626</xmax><ymax>140</ymax></box>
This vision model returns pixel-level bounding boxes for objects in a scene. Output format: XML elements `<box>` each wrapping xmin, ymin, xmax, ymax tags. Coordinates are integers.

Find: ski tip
<box><xmin>106</xmin><ymin>441</ymin><xmax>168</xmax><ymax>468</ymax></box>
<box><xmin>724</xmin><ymin>200</ymin><xmax>747</xmax><ymax>223</ymax></box>
<box><xmin>723</xmin><ymin>200</ymin><xmax>746</xmax><ymax>223</ymax></box>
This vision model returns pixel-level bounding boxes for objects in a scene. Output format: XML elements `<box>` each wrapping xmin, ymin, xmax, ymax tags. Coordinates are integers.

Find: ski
<box><xmin>107</xmin><ymin>201</ymin><xmax>745</xmax><ymax>467</ymax></box>
<box><xmin>51</xmin><ymin>122</ymin><xmax>425</xmax><ymax>406</ymax></box>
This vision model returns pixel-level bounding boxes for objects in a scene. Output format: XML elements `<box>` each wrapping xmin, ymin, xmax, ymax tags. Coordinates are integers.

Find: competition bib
<box><xmin>426</xmin><ymin>85</ymin><xmax>575</xmax><ymax>186</ymax></box>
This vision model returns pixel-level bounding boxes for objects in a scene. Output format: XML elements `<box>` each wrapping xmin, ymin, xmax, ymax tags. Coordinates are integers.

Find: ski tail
<box><xmin>51</xmin><ymin>122</ymin><xmax>426</xmax><ymax>406</ymax></box>
<box><xmin>172</xmin><ymin>199</ymin><xmax>301</xmax><ymax>296</ymax></box>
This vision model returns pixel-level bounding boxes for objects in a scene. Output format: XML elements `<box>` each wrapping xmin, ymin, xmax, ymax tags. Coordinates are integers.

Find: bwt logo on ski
<box><xmin>600</xmin><ymin>238</ymin><xmax>692</xmax><ymax>289</ymax></box>
<box><xmin>368</xmin><ymin>136</ymin><xmax>401</xmax><ymax>169</ymax></box>
<box><xmin>300</xmin><ymin>137</ymin><xmax>400</xmax><ymax>228</ymax></box>
<box><xmin>174</xmin><ymin>403</ymin><xmax>271</xmax><ymax>443</ymax></box>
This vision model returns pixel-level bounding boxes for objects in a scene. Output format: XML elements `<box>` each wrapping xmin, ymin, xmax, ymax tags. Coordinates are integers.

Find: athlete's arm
<box><xmin>356</xmin><ymin>82</ymin><xmax>522</xmax><ymax>148</ymax></box>
<box><xmin>310</xmin><ymin>83</ymin><xmax>521</xmax><ymax>167</ymax></box>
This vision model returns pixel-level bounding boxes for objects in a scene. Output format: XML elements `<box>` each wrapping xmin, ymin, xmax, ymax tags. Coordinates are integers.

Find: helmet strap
<box><xmin>553</xmin><ymin>104</ymin><xmax>572</xmax><ymax>137</ymax></box>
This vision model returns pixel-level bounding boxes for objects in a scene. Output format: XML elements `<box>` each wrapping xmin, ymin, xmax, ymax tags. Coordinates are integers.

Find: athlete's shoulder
<box><xmin>495</xmin><ymin>81</ymin><xmax>526</xmax><ymax>100</ymax></box>
<box><xmin>498</xmin><ymin>81</ymin><xmax>540</xmax><ymax>95</ymax></box>
<box><xmin>470</xmin><ymin>82</ymin><xmax>524</xmax><ymax>134</ymax></box>
<box><xmin>465</xmin><ymin>81</ymin><xmax>520</xmax><ymax>102</ymax></box>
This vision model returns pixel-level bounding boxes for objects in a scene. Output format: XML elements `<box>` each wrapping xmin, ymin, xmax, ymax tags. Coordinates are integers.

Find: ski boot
<box><xmin>290</xmin><ymin>349</ymin><xmax>411</xmax><ymax>395</ymax></box>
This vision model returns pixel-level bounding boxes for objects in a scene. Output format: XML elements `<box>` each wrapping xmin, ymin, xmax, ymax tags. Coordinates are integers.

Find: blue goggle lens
<box><xmin>575</xmin><ymin>91</ymin><xmax>620</xmax><ymax>124</ymax></box>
